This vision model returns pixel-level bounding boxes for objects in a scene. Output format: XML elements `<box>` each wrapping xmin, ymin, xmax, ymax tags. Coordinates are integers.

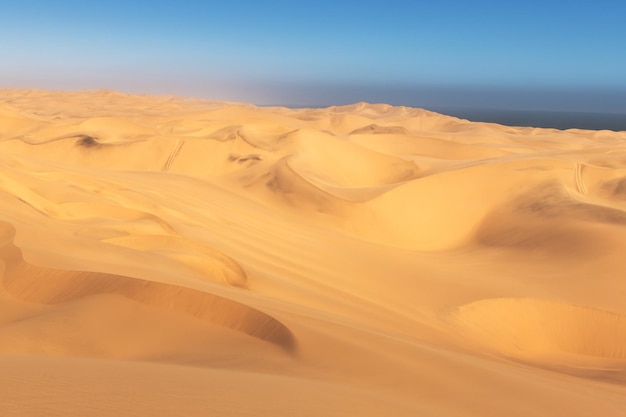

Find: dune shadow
<box><xmin>0</xmin><ymin>222</ymin><xmax>296</xmax><ymax>353</ymax></box>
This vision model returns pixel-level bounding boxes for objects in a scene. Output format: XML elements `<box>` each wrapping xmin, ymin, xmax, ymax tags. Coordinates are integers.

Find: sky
<box><xmin>1</xmin><ymin>0</ymin><xmax>626</xmax><ymax>112</ymax></box>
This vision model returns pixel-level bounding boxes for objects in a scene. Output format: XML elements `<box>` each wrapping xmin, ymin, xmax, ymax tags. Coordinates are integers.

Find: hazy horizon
<box><xmin>2</xmin><ymin>1</ymin><xmax>625</xmax><ymax>114</ymax></box>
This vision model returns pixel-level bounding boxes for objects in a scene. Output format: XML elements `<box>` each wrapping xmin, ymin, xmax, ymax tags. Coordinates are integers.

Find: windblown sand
<box><xmin>2</xmin><ymin>89</ymin><xmax>626</xmax><ymax>416</ymax></box>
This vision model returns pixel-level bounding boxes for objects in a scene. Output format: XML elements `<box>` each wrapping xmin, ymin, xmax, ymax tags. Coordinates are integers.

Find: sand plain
<box><xmin>1</xmin><ymin>88</ymin><xmax>626</xmax><ymax>416</ymax></box>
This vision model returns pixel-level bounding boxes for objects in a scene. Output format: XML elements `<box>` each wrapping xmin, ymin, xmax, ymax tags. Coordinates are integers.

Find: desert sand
<box><xmin>1</xmin><ymin>88</ymin><xmax>626</xmax><ymax>416</ymax></box>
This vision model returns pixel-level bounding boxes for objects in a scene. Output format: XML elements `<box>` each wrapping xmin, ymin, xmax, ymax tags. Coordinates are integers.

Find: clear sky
<box><xmin>2</xmin><ymin>0</ymin><xmax>625</xmax><ymax>112</ymax></box>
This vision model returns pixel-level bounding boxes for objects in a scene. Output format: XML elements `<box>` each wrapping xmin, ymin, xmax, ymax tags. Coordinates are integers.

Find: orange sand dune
<box><xmin>2</xmin><ymin>88</ymin><xmax>626</xmax><ymax>416</ymax></box>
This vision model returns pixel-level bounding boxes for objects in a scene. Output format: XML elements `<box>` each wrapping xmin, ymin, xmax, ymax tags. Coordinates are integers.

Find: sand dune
<box><xmin>2</xmin><ymin>89</ymin><xmax>626</xmax><ymax>416</ymax></box>
<box><xmin>453</xmin><ymin>297</ymin><xmax>626</xmax><ymax>362</ymax></box>
<box><xmin>1</xmin><ymin>222</ymin><xmax>294</xmax><ymax>351</ymax></box>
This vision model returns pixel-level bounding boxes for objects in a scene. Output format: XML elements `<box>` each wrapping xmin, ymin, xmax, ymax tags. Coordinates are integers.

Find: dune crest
<box><xmin>103</xmin><ymin>234</ymin><xmax>248</xmax><ymax>287</ymax></box>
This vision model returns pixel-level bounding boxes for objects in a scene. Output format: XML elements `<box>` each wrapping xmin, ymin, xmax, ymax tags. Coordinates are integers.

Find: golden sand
<box><xmin>2</xmin><ymin>89</ymin><xmax>626</xmax><ymax>416</ymax></box>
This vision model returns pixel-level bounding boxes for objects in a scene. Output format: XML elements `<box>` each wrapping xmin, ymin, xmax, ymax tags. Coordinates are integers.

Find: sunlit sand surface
<box><xmin>2</xmin><ymin>89</ymin><xmax>626</xmax><ymax>416</ymax></box>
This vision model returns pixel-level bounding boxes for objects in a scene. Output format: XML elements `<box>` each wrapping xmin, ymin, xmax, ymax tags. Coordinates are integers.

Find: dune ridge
<box><xmin>0</xmin><ymin>222</ymin><xmax>294</xmax><ymax>351</ymax></box>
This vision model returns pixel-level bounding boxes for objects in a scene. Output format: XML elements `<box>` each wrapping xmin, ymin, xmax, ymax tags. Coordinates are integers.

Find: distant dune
<box><xmin>1</xmin><ymin>89</ymin><xmax>626</xmax><ymax>416</ymax></box>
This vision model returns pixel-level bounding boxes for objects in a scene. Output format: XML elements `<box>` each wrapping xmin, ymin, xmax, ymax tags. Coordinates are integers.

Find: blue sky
<box><xmin>1</xmin><ymin>0</ymin><xmax>625</xmax><ymax>111</ymax></box>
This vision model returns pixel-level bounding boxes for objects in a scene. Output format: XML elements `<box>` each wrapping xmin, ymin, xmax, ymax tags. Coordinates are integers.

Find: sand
<box><xmin>1</xmin><ymin>88</ymin><xmax>626</xmax><ymax>416</ymax></box>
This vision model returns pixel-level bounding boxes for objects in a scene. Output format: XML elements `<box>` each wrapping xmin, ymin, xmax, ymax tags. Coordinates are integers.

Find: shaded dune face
<box><xmin>102</xmin><ymin>235</ymin><xmax>248</xmax><ymax>288</ymax></box>
<box><xmin>349</xmin><ymin>124</ymin><xmax>408</xmax><ymax>135</ymax></box>
<box><xmin>475</xmin><ymin>182</ymin><xmax>626</xmax><ymax>256</ymax></box>
<box><xmin>452</xmin><ymin>298</ymin><xmax>626</xmax><ymax>365</ymax></box>
<box><xmin>0</xmin><ymin>222</ymin><xmax>295</xmax><ymax>353</ymax></box>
